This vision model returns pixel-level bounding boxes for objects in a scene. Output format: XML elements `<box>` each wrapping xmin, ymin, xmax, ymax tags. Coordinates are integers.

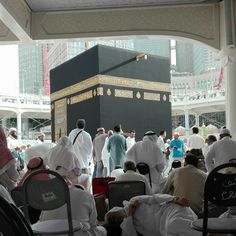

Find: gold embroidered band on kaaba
<box><xmin>51</xmin><ymin>74</ymin><xmax>170</xmax><ymax>102</ymax></box>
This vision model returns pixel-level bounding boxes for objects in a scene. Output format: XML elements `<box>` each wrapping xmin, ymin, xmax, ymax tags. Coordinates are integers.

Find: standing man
<box><xmin>107</xmin><ymin>124</ymin><xmax>127</xmax><ymax>173</ymax></box>
<box><xmin>157</xmin><ymin>130</ymin><xmax>167</xmax><ymax>153</ymax></box>
<box><xmin>35</xmin><ymin>133</ymin><xmax>45</xmax><ymax>144</ymax></box>
<box><xmin>205</xmin><ymin>128</ymin><xmax>236</xmax><ymax>173</ymax></box>
<box><xmin>92</xmin><ymin>127</ymin><xmax>107</xmax><ymax>177</ymax></box>
<box><xmin>69</xmin><ymin>119</ymin><xmax>93</xmax><ymax>174</ymax></box>
<box><xmin>170</xmin><ymin>132</ymin><xmax>185</xmax><ymax>164</ymax></box>
<box><xmin>101</xmin><ymin>130</ymin><xmax>113</xmax><ymax>176</ymax></box>
<box><xmin>7</xmin><ymin>127</ymin><xmax>20</xmax><ymax>159</ymax></box>
<box><xmin>187</xmin><ymin>127</ymin><xmax>205</xmax><ymax>151</ymax></box>
<box><xmin>7</xmin><ymin>127</ymin><xmax>18</xmax><ymax>151</ymax></box>
<box><xmin>203</xmin><ymin>134</ymin><xmax>217</xmax><ymax>156</ymax></box>
<box><xmin>126</xmin><ymin>131</ymin><xmax>166</xmax><ymax>193</ymax></box>
<box><xmin>126</xmin><ymin>130</ymin><xmax>136</xmax><ymax>151</ymax></box>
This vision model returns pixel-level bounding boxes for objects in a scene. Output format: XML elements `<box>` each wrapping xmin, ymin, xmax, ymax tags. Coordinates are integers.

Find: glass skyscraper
<box><xmin>18</xmin><ymin>44</ymin><xmax>44</xmax><ymax>95</ymax></box>
<box><xmin>175</xmin><ymin>41</ymin><xmax>219</xmax><ymax>75</ymax></box>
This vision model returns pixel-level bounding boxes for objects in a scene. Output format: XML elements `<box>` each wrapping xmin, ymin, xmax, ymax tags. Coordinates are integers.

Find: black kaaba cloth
<box><xmin>50</xmin><ymin>45</ymin><xmax>171</xmax><ymax>141</ymax></box>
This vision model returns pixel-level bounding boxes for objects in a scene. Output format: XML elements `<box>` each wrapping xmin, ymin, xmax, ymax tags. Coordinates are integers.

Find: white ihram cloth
<box><xmin>93</xmin><ymin>134</ymin><xmax>107</xmax><ymax>177</ymax></box>
<box><xmin>187</xmin><ymin>134</ymin><xmax>205</xmax><ymax>150</ymax></box>
<box><xmin>40</xmin><ymin>185</ymin><xmax>106</xmax><ymax>236</ymax></box>
<box><xmin>126</xmin><ymin>137</ymin><xmax>136</xmax><ymax>152</ymax></box>
<box><xmin>101</xmin><ymin>137</ymin><xmax>110</xmax><ymax>175</ymax></box>
<box><xmin>157</xmin><ymin>136</ymin><xmax>165</xmax><ymax>152</ymax></box>
<box><xmin>205</xmin><ymin>136</ymin><xmax>236</xmax><ymax>172</ymax></box>
<box><xmin>69</xmin><ymin>129</ymin><xmax>93</xmax><ymax>169</ymax></box>
<box><xmin>24</xmin><ymin>143</ymin><xmax>55</xmax><ymax>166</ymax></box>
<box><xmin>126</xmin><ymin>135</ymin><xmax>166</xmax><ymax>193</ymax></box>
<box><xmin>93</xmin><ymin>134</ymin><xmax>107</xmax><ymax>162</ymax></box>
<box><xmin>43</xmin><ymin>137</ymin><xmax>83</xmax><ymax>185</ymax></box>
<box><xmin>121</xmin><ymin>194</ymin><xmax>200</xmax><ymax>236</ymax></box>
<box><xmin>0</xmin><ymin>184</ymin><xmax>15</xmax><ymax>204</ymax></box>
<box><xmin>7</xmin><ymin>136</ymin><xmax>18</xmax><ymax>150</ymax></box>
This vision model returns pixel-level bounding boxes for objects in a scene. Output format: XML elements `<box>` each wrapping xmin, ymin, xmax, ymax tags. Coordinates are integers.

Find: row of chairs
<box><xmin>88</xmin><ymin>162</ymin><xmax>236</xmax><ymax>235</ymax></box>
<box><xmin>0</xmin><ymin>163</ymin><xmax>235</xmax><ymax>235</ymax></box>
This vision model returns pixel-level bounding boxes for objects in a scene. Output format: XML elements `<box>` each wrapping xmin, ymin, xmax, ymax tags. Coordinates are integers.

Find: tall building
<box><xmin>18</xmin><ymin>44</ymin><xmax>51</xmax><ymax>139</ymax></box>
<box><xmin>175</xmin><ymin>41</ymin><xmax>194</xmax><ymax>74</ymax></box>
<box><xmin>193</xmin><ymin>44</ymin><xmax>219</xmax><ymax>74</ymax></box>
<box><xmin>48</xmin><ymin>41</ymin><xmax>86</xmax><ymax>70</ymax></box>
<box><xmin>132</xmin><ymin>38</ymin><xmax>170</xmax><ymax>58</ymax></box>
<box><xmin>175</xmin><ymin>40</ymin><xmax>220</xmax><ymax>75</ymax></box>
<box><xmin>18</xmin><ymin>44</ymin><xmax>44</xmax><ymax>95</ymax></box>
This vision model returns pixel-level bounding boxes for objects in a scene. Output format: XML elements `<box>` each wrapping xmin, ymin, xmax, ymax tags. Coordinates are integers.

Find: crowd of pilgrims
<box><xmin>0</xmin><ymin>119</ymin><xmax>235</xmax><ymax>236</ymax></box>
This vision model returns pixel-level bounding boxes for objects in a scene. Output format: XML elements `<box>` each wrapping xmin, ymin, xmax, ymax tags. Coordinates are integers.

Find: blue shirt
<box><xmin>107</xmin><ymin>133</ymin><xmax>127</xmax><ymax>169</ymax></box>
<box><xmin>170</xmin><ymin>139</ymin><xmax>184</xmax><ymax>158</ymax></box>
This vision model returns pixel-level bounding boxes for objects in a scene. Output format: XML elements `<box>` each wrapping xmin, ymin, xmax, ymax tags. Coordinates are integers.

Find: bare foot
<box><xmin>128</xmin><ymin>200</ymin><xmax>140</xmax><ymax>216</ymax></box>
<box><xmin>174</xmin><ymin>197</ymin><xmax>190</xmax><ymax>207</ymax></box>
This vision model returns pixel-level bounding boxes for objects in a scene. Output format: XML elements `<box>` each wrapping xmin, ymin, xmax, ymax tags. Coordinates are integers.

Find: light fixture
<box><xmin>136</xmin><ymin>53</ymin><xmax>148</xmax><ymax>61</ymax></box>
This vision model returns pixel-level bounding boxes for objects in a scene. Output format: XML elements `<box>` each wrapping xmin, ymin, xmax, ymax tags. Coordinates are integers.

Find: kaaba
<box><xmin>50</xmin><ymin>45</ymin><xmax>171</xmax><ymax>141</ymax></box>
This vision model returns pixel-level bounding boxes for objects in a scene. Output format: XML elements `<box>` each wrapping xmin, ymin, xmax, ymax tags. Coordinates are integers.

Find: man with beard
<box><xmin>7</xmin><ymin>128</ymin><xmax>18</xmax><ymax>151</ymax></box>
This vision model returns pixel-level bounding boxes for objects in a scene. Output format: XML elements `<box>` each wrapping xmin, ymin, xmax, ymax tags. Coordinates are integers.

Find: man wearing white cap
<box><xmin>35</xmin><ymin>132</ymin><xmax>45</xmax><ymax>144</ymax></box>
<box><xmin>205</xmin><ymin>128</ymin><xmax>236</xmax><ymax>172</ymax></box>
<box><xmin>7</xmin><ymin>127</ymin><xmax>18</xmax><ymax>150</ymax></box>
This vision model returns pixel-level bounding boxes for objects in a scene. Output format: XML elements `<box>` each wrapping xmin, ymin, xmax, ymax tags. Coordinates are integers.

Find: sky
<box><xmin>0</xmin><ymin>45</ymin><xmax>19</xmax><ymax>95</ymax></box>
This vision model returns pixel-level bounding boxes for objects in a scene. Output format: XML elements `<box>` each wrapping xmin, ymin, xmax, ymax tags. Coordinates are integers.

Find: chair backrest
<box><xmin>136</xmin><ymin>162</ymin><xmax>152</xmax><ymax>187</ymax></box>
<box><xmin>108</xmin><ymin>181</ymin><xmax>146</xmax><ymax>209</ymax></box>
<box><xmin>202</xmin><ymin>162</ymin><xmax>236</xmax><ymax>234</ymax></box>
<box><xmin>11</xmin><ymin>186</ymin><xmax>23</xmax><ymax>207</ymax></box>
<box><xmin>11</xmin><ymin>186</ymin><xmax>41</xmax><ymax>224</ymax></box>
<box><xmin>92</xmin><ymin>177</ymin><xmax>115</xmax><ymax>197</ymax></box>
<box><xmin>204</xmin><ymin>162</ymin><xmax>236</xmax><ymax>207</ymax></box>
<box><xmin>22</xmin><ymin>169</ymin><xmax>73</xmax><ymax>234</ymax></box>
<box><xmin>0</xmin><ymin>195</ymin><xmax>34</xmax><ymax>236</ymax></box>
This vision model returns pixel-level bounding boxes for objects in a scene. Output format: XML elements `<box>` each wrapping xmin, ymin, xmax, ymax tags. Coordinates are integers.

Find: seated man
<box><xmin>39</xmin><ymin>167</ymin><xmax>107</xmax><ymax>236</ymax></box>
<box><xmin>18</xmin><ymin>157</ymin><xmax>50</xmax><ymax>187</ymax></box>
<box><xmin>110</xmin><ymin>166</ymin><xmax>124</xmax><ymax>179</ymax></box>
<box><xmin>106</xmin><ymin>194</ymin><xmax>201</xmax><ymax>236</ymax></box>
<box><xmin>162</xmin><ymin>153</ymin><xmax>207</xmax><ymax>216</ymax></box>
<box><xmin>115</xmin><ymin>161</ymin><xmax>152</xmax><ymax>195</ymax></box>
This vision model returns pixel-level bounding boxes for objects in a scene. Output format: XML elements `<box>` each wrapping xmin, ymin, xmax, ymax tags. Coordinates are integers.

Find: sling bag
<box><xmin>73</xmin><ymin>130</ymin><xmax>83</xmax><ymax>145</ymax></box>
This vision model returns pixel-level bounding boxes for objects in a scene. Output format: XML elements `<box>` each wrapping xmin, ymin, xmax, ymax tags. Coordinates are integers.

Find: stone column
<box><xmin>220</xmin><ymin>0</ymin><xmax>236</xmax><ymax>138</ymax></box>
<box><xmin>22</xmin><ymin>118</ymin><xmax>29</xmax><ymax>139</ymax></box>
<box><xmin>17</xmin><ymin>111</ymin><xmax>22</xmax><ymax>142</ymax></box>
<box><xmin>184</xmin><ymin>109</ymin><xmax>190</xmax><ymax>137</ymax></box>
<box><xmin>225</xmin><ymin>53</ymin><xmax>236</xmax><ymax>139</ymax></box>
<box><xmin>195</xmin><ymin>113</ymin><xmax>200</xmax><ymax>128</ymax></box>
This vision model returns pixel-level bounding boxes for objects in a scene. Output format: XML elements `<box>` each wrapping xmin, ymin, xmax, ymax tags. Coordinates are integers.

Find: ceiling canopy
<box><xmin>24</xmin><ymin>0</ymin><xmax>219</xmax><ymax>12</ymax></box>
